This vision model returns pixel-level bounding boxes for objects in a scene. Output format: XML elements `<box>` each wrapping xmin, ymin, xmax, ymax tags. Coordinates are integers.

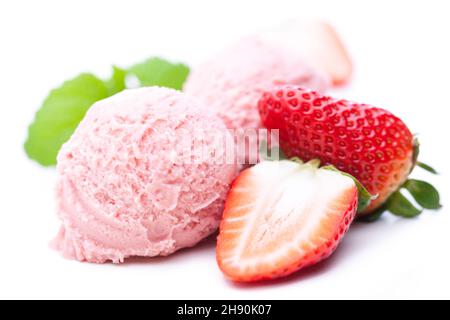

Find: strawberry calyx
<box><xmin>416</xmin><ymin>162</ymin><xmax>439</xmax><ymax>174</ymax></box>
<box><xmin>360</xmin><ymin>138</ymin><xmax>441</xmax><ymax>222</ymax></box>
<box><xmin>286</xmin><ymin>156</ymin><xmax>440</xmax><ymax>222</ymax></box>
<box><xmin>411</xmin><ymin>137</ymin><xmax>420</xmax><ymax>173</ymax></box>
<box><xmin>357</xmin><ymin>204</ymin><xmax>386</xmax><ymax>223</ymax></box>
<box><xmin>386</xmin><ymin>178</ymin><xmax>441</xmax><ymax>217</ymax></box>
<box><xmin>410</xmin><ymin>137</ymin><xmax>439</xmax><ymax>174</ymax></box>
<box><xmin>321</xmin><ymin>164</ymin><xmax>377</xmax><ymax>213</ymax></box>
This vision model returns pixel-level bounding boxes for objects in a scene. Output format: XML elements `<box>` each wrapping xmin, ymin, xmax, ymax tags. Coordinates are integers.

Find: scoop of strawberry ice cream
<box><xmin>183</xmin><ymin>36</ymin><xmax>329</xmax><ymax>130</ymax></box>
<box><xmin>52</xmin><ymin>87</ymin><xmax>239</xmax><ymax>263</ymax></box>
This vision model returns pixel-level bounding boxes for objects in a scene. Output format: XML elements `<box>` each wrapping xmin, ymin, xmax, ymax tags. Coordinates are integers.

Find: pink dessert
<box><xmin>257</xmin><ymin>21</ymin><xmax>353</xmax><ymax>86</ymax></box>
<box><xmin>183</xmin><ymin>36</ymin><xmax>329</xmax><ymax>130</ymax></box>
<box><xmin>52</xmin><ymin>87</ymin><xmax>238</xmax><ymax>263</ymax></box>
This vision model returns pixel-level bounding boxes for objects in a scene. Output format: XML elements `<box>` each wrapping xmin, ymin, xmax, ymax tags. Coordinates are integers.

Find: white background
<box><xmin>1</xmin><ymin>0</ymin><xmax>449</xmax><ymax>300</ymax></box>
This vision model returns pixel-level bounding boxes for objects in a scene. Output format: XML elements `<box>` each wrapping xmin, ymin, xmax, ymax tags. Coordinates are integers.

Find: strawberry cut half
<box><xmin>216</xmin><ymin>159</ymin><xmax>359</xmax><ymax>282</ymax></box>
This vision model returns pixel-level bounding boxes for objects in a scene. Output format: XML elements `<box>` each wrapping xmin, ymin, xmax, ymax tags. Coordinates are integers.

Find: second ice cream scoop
<box><xmin>184</xmin><ymin>36</ymin><xmax>329</xmax><ymax>130</ymax></box>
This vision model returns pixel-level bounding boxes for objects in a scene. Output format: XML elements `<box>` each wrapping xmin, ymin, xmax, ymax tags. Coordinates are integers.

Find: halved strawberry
<box><xmin>216</xmin><ymin>159</ymin><xmax>360</xmax><ymax>282</ymax></box>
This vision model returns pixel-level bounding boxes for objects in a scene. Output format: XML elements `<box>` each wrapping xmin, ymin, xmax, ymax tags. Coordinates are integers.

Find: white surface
<box><xmin>1</xmin><ymin>0</ymin><xmax>449</xmax><ymax>300</ymax></box>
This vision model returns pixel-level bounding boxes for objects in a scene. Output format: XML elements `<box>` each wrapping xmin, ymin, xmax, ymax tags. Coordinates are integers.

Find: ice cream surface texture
<box><xmin>183</xmin><ymin>36</ymin><xmax>329</xmax><ymax>130</ymax></box>
<box><xmin>52</xmin><ymin>87</ymin><xmax>238</xmax><ymax>263</ymax></box>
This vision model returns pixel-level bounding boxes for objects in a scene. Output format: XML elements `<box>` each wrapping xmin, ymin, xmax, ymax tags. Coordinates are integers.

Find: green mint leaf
<box><xmin>403</xmin><ymin>179</ymin><xmax>441</xmax><ymax>209</ymax></box>
<box><xmin>129</xmin><ymin>57</ymin><xmax>189</xmax><ymax>90</ymax></box>
<box><xmin>24</xmin><ymin>74</ymin><xmax>109</xmax><ymax>166</ymax></box>
<box><xmin>105</xmin><ymin>66</ymin><xmax>127</xmax><ymax>95</ymax></box>
<box><xmin>322</xmin><ymin>165</ymin><xmax>377</xmax><ymax>213</ymax></box>
<box><xmin>386</xmin><ymin>190</ymin><xmax>422</xmax><ymax>218</ymax></box>
<box><xmin>25</xmin><ymin>57</ymin><xmax>191</xmax><ymax>166</ymax></box>
<box><xmin>416</xmin><ymin>162</ymin><xmax>439</xmax><ymax>175</ymax></box>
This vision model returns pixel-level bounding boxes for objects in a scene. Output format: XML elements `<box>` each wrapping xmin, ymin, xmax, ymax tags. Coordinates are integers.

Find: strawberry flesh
<box><xmin>216</xmin><ymin>160</ymin><xmax>358</xmax><ymax>282</ymax></box>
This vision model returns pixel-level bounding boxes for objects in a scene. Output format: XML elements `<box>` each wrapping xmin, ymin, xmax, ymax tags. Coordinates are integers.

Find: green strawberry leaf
<box><xmin>105</xmin><ymin>66</ymin><xmax>127</xmax><ymax>95</ymax></box>
<box><xmin>386</xmin><ymin>190</ymin><xmax>422</xmax><ymax>218</ymax></box>
<box><xmin>357</xmin><ymin>204</ymin><xmax>386</xmax><ymax>223</ymax></box>
<box><xmin>416</xmin><ymin>162</ymin><xmax>439</xmax><ymax>175</ymax></box>
<box><xmin>129</xmin><ymin>57</ymin><xmax>189</xmax><ymax>90</ymax></box>
<box><xmin>412</xmin><ymin>137</ymin><xmax>438</xmax><ymax>174</ymax></box>
<box><xmin>403</xmin><ymin>179</ymin><xmax>441</xmax><ymax>209</ymax></box>
<box><xmin>24</xmin><ymin>74</ymin><xmax>109</xmax><ymax>166</ymax></box>
<box><xmin>322</xmin><ymin>165</ymin><xmax>377</xmax><ymax>213</ymax></box>
<box><xmin>412</xmin><ymin>137</ymin><xmax>420</xmax><ymax>172</ymax></box>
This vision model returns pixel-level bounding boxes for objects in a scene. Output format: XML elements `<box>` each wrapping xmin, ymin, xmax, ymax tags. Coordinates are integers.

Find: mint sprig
<box><xmin>25</xmin><ymin>74</ymin><xmax>109</xmax><ymax>166</ymax></box>
<box><xmin>129</xmin><ymin>58</ymin><xmax>189</xmax><ymax>90</ymax></box>
<box><xmin>24</xmin><ymin>58</ymin><xmax>190</xmax><ymax>166</ymax></box>
<box><xmin>105</xmin><ymin>66</ymin><xmax>127</xmax><ymax>96</ymax></box>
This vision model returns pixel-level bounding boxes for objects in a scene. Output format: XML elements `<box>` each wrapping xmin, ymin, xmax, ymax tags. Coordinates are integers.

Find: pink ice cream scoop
<box><xmin>52</xmin><ymin>87</ymin><xmax>238</xmax><ymax>263</ymax></box>
<box><xmin>183</xmin><ymin>36</ymin><xmax>329</xmax><ymax>130</ymax></box>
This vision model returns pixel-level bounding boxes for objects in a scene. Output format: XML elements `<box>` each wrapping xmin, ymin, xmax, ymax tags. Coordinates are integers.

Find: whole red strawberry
<box><xmin>258</xmin><ymin>85</ymin><xmax>440</xmax><ymax>218</ymax></box>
